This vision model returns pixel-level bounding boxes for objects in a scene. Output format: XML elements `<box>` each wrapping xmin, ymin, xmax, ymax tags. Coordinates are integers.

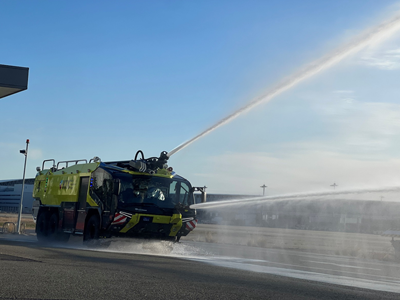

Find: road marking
<box><xmin>190</xmin><ymin>256</ymin><xmax>400</xmax><ymax>284</ymax></box>
<box><xmin>252</xmin><ymin>260</ymin><xmax>400</xmax><ymax>282</ymax></box>
<box><xmin>192</xmin><ymin>258</ymin><xmax>400</xmax><ymax>293</ymax></box>
<box><xmin>300</xmin><ymin>260</ymin><xmax>381</xmax><ymax>271</ymax></box>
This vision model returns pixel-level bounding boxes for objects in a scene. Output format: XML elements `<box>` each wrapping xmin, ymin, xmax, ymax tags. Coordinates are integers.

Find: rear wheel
<box><xmin>83</xmin><ymin>215</ymin><xmax>100</xmax><ymax>246</ymax></box>
<box><xmin>36</xmin><ymin>211</ymin><xmax>50</xmax><ymax>242</ymax></box>
<box><xmin>47</xmin><ymin>213</ymin><xmax>58</xmax><ymax>240</ymax></box>
<box><xmin>46</xmin><ymin>212</ymin><xmax>70</xmax><ymax>242</ymax></box>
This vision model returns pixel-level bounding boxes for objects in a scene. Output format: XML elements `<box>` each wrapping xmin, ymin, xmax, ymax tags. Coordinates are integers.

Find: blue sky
<box><xmin>2</xmin><ymin>1</ymin><xmax>400</xmax><ymax>198</ymax></box>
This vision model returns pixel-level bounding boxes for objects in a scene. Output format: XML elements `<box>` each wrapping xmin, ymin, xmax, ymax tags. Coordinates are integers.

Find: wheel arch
<box><xmin>85</xmin><ymin>208</ymin><xmax>101</xmax><ymax>229</ymax></box>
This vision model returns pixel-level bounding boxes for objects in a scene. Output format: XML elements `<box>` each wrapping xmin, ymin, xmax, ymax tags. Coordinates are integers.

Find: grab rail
<box><xmin>42</xmin><ymin>159</ymin><xmax>56</xmax><ymax>171</ymax></box>
<box><xmin>56</xmin><ymin>159</ymin><xmax>88</xmax><ymax>170</ymax></box>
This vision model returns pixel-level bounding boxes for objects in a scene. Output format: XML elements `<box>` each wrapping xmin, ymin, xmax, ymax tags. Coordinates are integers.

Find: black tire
<box><xmin>47</xmin><ymin>213</ymin><xmax>58</xmax><ymax>240</ymax></box>
<box><xmin>47</xmin><ymin>212</ymin><xmax>70</xmax><ymax>243</ymax></box>
<box><xmin>36</xmin><ymin>211</ymin><xmax>50</xmax><ymax>242</ymax></box>
<box><xmin>83</xmin><ymin>215</ymin><xmax>100</xmax><ymax>246</ymax></box>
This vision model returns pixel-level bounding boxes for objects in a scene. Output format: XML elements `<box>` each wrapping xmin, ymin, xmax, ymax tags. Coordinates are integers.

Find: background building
<box><xmin>0</xmin><ymin>179</ymin><xmax>34</xmax><ymax>213</ymax></box>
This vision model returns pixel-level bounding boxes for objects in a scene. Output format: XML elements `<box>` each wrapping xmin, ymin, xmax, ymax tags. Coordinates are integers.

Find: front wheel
<box><xmin>83</xmin><ymin>215</ymin><xmax>100</xmax><ymax>246</ymax></box>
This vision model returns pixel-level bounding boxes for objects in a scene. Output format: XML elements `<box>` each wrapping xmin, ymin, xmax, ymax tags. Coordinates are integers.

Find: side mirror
<box><xmin>192</xmin><ymin>186</ymin><xmax>207</xmax><ymax>203</ymax></box>
<box><xmin>113</xmin><ymin>179</ymin><xmax>121</xmax><ymax>196</ymax></box>
<box><xmin>201</xmin><ymin>191</ymin><xmax>207</xmax><ymax>203</ymax></box>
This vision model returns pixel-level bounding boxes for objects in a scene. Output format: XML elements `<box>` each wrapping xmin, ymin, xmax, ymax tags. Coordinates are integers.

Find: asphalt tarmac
<box><xmin>0</xmin><ymin>236</ymin><xmax>399</xmax><ymax>300</ymax></box>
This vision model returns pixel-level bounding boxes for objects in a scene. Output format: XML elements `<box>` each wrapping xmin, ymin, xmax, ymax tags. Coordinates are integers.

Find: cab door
<box><xmin>75</xmin><ymin>177</ymin><xmax>89</xmax><ymax>234</ymax></box>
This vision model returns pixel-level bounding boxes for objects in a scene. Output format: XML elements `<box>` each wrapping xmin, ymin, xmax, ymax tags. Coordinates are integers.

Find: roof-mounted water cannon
<box><xmin>90</xmin><ymin>156</ymin><xmax>101</xmax><ymax>163</ymax></box>
<box><xmin>126</xmin><ymin>150</ymin><xmax>170</xmax><ymax>174</ymax></box>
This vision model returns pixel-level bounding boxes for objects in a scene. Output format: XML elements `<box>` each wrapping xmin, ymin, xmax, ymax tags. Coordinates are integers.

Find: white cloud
<box><xmin>360</xmin><ymin>47</ymin><xmax>400</xmax><ymax>70</ymax></box>
<box><xmin>342</xmin><ymin>98</ymin><xmax>354</xmax><ymax>103</ymax></box>
<box><xmin>332</xmin><ymin>90</ymin><xmax>354</xmax><ymax>94</ymax></box>
<box><xmin>314</xmin><ymin>98</ymin><xmax>400</xmax><ymax>154</ymax></box>
<box><xmin>29</xmin><ymin>148</ymin><xmax>43</xmax><ymax>160</ymax></box>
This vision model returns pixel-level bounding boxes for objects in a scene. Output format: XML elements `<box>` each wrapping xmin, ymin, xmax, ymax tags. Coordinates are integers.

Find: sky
<box><xmin>2</xmin><ymin>1</ymin><xmax>400</xmax><ymax>199</ymax></box>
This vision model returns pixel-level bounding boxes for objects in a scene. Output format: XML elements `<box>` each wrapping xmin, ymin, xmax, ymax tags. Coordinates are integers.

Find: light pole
<box><xmin>17</xmin><ymin>139</ymin><xmax>29</xmax><ymax>234</ymax></box>
<box><xmin>260</xmin><ymin>184</ymin><xmax>267</xmax><ymax>196</ymax></box>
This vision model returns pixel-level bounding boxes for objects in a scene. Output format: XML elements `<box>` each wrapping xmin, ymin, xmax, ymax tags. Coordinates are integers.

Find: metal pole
<box><xmin>17</xmin><ymin>139</ymin><xmax>29</xmax><ymax>234</ymax></box>
<box><xmin>260</xmin><ymin>184</ymin><xmax>267</xmax><ymax>196</ymax></box>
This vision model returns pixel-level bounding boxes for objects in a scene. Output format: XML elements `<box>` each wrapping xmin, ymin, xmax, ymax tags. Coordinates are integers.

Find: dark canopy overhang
<box><xmin>0</xmin><ymin>64</ymin><xmax>29</xmax><ymax>99</ymax></box>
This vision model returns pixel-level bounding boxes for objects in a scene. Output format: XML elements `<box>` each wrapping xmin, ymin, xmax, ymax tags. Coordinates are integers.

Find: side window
<box><xmin>180</xmin><ymin>182</ymin><xmax>190</xmax><ymax>205</ymax></box>
<box><xmin>169</xmin><ymin>181</ymin><xmax>178</xmax><ymax>204</ymax></box>
<box><xmin>119</xmin><ymin>179</ymin><xmax>134</xmax><ymax>204</ymax></box>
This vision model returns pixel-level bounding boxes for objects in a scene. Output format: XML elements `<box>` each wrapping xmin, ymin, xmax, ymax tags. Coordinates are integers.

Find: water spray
<box><xmin>168</xmin><ymin>13</ymin><xmax>400</xmax><ymax>157</ymax></box>
<box><xmin>190</xmin><ymin>186</ymin><xmax>400</xmax><ymax>209</ymax></box>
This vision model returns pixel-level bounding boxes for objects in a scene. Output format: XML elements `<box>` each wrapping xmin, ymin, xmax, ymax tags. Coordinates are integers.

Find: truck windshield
<box><xmin>115</xmin><ymin>173</ymin><xmax>193</xmax><ymax>209</ymax></box>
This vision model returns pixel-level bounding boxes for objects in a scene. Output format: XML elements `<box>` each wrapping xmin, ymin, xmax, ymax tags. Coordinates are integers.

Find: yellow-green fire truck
<box><xmin>32</xmin><ymin>151</ymin><xmax>206</xmax><ymax>244</ymax></box>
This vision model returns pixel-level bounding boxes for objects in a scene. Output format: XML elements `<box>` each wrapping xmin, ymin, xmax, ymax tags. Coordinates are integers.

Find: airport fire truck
<box><xmin>32</xmin><ymin>151</ymin><xmax>206</xmax><ymax>244</ymax></box>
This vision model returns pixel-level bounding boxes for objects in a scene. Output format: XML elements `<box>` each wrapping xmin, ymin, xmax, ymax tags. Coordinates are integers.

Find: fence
<box><xmin>1</xmin><ymin>222</ymin><xmax>26</xmax><ymax>234</ymax></box>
